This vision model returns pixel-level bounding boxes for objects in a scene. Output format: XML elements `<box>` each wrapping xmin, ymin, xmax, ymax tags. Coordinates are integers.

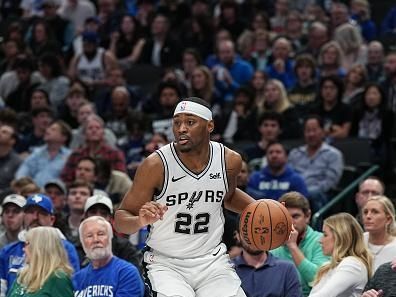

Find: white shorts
<box><xmin>143</xmin><ymin>243</ymin><xmax>246</xmax><ymax>297</ymax></box>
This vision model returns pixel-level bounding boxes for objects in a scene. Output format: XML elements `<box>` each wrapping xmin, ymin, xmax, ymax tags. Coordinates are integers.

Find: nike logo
<box><xmin>212</xmin><ymin>247</ymin><xmax>221</xmax><ymax>257</ymax></box>
<box><xmin>172</xmin><ymin>175</ymin><xmax>186</xmax><ymax>182</ymax></box>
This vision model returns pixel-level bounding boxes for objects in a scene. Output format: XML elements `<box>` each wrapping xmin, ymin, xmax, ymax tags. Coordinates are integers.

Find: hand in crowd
<box><xmin>138</xmin><ymin>201</ymin><xmax>168</xmax><ymax>227</ymax></box>
<box><xmin>285</xmin><ymin>224</ymin><xmax>299</xmax><ymax>250</ymax></box>
<box><xmin>362</xmin><ymin>289</ymin><xmax>384</xmax><ymax>297</ymax></box>
<box><xmin>273</xmin><ymin>58</ymin><xmax>285</xmax><ymax>73</ymax></box>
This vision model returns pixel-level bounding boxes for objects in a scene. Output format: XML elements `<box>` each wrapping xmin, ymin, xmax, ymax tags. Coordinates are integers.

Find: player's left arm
<box><xmin>223</xmin><ymin>148</ymin><xmax>255</xmax><ymax>213</ymax></box>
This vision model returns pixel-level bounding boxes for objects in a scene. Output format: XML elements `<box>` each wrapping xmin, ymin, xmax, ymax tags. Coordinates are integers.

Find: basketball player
<box><xmin>115</xmin><ymin>97</ymin><xmax>256</xmax><ymax>297</ymax></box>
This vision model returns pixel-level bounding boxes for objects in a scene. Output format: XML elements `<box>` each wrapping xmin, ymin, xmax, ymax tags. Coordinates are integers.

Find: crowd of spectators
<box><xmin>0</xmin><ymin>0</ymin><xmax>395</xmax><ymax>296</ymax></box>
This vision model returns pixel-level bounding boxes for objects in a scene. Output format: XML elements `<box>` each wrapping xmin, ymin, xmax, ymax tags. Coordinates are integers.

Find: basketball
<box><xmin>239</xmin><ymin>199</ymin><xmax>292</xmax><ymax>251</ymax></box>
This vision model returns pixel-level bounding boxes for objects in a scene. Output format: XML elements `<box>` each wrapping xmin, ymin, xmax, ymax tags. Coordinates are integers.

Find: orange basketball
<box><xmin>239</xmin><ymin>199</ymin><xmax>292</xmax><ymax>251</ymax></box>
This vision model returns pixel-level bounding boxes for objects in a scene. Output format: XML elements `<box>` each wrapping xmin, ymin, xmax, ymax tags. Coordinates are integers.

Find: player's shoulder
<box><xmin>224</xmin><ymin>145</ymin><xmax>242</xmax><ymax>164</ymax></box>
<box><xmin>139</xmin><ymin>150</ymin><xmax>164</xmax><ymax>171</ymax></box>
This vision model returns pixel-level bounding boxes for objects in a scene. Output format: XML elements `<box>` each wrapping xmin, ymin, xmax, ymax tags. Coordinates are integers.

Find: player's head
<box><xmin>172</xmin><ymin>97</ymin><xmax>214</xmax><ymax>152</ymax></box>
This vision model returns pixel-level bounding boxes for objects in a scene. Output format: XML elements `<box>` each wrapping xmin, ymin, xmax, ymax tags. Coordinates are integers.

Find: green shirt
<box><xmin>7</xmin><ymin>271</ymin><xmax>73</xmax><ymax>297</ymax></box>
<box><xmin>271</xmin><ymin>226</ymin><xmax>330</xmax><ymax>297</ymax></box>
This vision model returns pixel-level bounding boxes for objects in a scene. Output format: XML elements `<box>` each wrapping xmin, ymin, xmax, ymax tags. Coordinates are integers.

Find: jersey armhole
<box><xmin>219</xmin><ymin>143</ymin><xmax>229</xmax><ymax>193</ymax></box>
<box><xmin>154</xmin><ymin>150</ymin><xmax>168</xmax><ymax>200</ymax></box>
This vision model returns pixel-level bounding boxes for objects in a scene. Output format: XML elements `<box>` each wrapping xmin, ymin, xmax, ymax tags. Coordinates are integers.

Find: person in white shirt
<box><xmin>309</xmin><ymin>213</ymin><xmax>372</xmax><ymax>297</ymax></box>
<box><xmin>362</xmin><ymin>195</ymin><xmax>396</xmax><ymax>272</ymax></box>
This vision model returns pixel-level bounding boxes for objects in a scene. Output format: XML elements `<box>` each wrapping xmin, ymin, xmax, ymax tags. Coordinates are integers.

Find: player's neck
<box><xmin>176</xmin><ymin>144</ymin><xmax>210</xmax><ymax>174</ymax></box>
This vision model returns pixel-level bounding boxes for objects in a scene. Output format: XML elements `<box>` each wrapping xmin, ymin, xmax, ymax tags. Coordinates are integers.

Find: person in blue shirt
<box><xmin>246</xmin><ymin>141</ymin><xmax>308</xmax><ymax>200</ymax></box>
<box><xmin>233</xmin><ymin>219</ymin><xmax>303</xmax><ymax>297</ymax></box>
<box><xmin>0</xmin><ymin>194</ymin><xmax>80</xmax><ymax>297</ymax></box>
<box><xmin>381</xmin><ymin>5</ymin><xmax>396</xmax><ymax>36</ymax></box>
<box><xmin>266</xmin><ymin>37</ymin><xmax>296</xmax><ymax>90</ymax></box>
<box><xmin>73</xmin><ymin>216</ymin><xmax>144</xmax><ymax>297</ymax></box>
<box><xmin>15</xmin><ymin>120</ymin><xmax>72</xmax><ymax>187</ymax></box>
<box><xmin>211</xmin><ymin>39</ymin><xmax>254</xmax><ymax>103</ymax></box>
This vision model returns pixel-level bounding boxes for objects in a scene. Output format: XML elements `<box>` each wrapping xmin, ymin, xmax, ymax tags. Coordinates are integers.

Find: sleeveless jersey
<box><xmin>76</xmin><ymin>48</ymin><xmax>106</xmax><ymax>82</ymax></box>
<box><xmin>146</xmin><ymin>141</ymin><xmax>229</xmax><ymax>258</ymax></box>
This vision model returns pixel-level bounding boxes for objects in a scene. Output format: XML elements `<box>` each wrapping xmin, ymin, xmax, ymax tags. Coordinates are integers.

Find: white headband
<box><xmin>173</xmin><ymin>101</ymin><xmax>212</xmax><ymax>121</ymax></box>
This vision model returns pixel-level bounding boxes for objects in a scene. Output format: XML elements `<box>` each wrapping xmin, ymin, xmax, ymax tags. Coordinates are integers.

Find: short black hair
<box><xmin>14</xmin><ymin>56</ymin><xmax>35</xmax><ymax>72</ymax></box>
<box><xmin>266</xmin><ymin>141</ymin><xmax>287</xmax><ymax>154</ymax></box>
<box><xmin>303</xmin><ymin>114</ymin><xmax>324</xmax><ymax>129</ymax></box>
<box><xmin>31</xmin><ymin>87</ymin><xmax>50</xmax><ymax>104</ymax></box>
<box><xmin>257</xmin><ymin>111</ymin><xmax>282</xmax><ymax>127</ymax></box>
<box><xmin>234</xmin><ymin>86</ymin><xmax>254</xmax><ymax>102</ymax></box>
<box><xmin>158</xmin><ymin>81</ymin><xmax>182</xmax><ymax>98</ymax></box>
<box><xmin>39</xmin><ymin>53</ymin><xmax>62</xmax><ymax>77</ymax></box>
<box><xmin>31</xmin><ymin>106</ymin><xmax>53</xmax><ymax>118</ymax></box>
<box><xmin>319</xmin><ymin>75</ymin><xmax>344</xmax><ymax>103</ymax></box>
<box><xmin>77</xmin><ymin>156</ymin><xmax>98</xmax><ymax>175</ymax></box>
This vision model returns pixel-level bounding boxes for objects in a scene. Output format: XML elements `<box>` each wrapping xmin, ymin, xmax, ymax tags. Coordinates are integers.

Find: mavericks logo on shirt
<box><xmin>74</xmin><ymin>285</ymin><xmax>114</xmax><ymax>297</ymax></box>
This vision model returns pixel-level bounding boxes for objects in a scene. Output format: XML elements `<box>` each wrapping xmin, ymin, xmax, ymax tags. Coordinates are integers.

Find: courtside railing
<box><xmin>311</xmin><ymin>164</ymin><xmax>380</xmax><ymax>230</ymax></box>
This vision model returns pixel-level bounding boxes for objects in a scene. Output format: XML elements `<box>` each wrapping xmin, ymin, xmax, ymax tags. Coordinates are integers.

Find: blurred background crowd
<box><xmin>0</xmin><ymin>0</ymin><xmax>395</xmax><ymax>296</ymax></box>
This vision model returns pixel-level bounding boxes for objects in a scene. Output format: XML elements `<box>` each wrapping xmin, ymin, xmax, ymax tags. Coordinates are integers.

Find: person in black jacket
<box><xmin>351</xmin><ymin>83</ymin><xmax>394</xmax><ymax>175</ymax></box>
<box><xmin>138</xmin><ymin>13</ymin><xmax>182</xmax><ymax>68</ymax></box>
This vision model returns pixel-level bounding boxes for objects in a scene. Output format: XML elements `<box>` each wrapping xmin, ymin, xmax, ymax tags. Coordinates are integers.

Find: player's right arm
<box><xmin>114</xmin><ymin>153</ymin><xmax>167</xmax><ymax>234</ymax></box>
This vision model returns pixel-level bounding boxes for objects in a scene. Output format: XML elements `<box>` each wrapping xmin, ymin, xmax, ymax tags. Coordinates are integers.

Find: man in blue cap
<box><xmin>0</xmin><ymin>194</ymin><xmax>80</xmax><ymax>297</ymax></box>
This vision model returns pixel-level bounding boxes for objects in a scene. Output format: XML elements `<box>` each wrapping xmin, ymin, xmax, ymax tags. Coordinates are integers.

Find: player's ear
<box><xmin>208</xmin><ymin>120</ymin><xmax>214</xmax><ymax>133</ymax></box>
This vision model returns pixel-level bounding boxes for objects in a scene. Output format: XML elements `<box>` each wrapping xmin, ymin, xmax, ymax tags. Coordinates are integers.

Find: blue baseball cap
<box><xmin>24</xmin><ymin>194</ymin><xmax>54</xmax><ymax>215</ymax></box>
<box><xmin>82</xmin><ymin>31</ymin><xmax>100</xmax><ymax>44</ymax></box>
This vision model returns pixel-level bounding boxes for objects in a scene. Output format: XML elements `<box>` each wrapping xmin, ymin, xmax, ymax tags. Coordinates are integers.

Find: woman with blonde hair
<box><xmin>261</xmin><ymin>79</ymin><xmax>290</xmax><ymax>113</ymax></box>
<box><xmin>363</xmin><ymin>195</ymin><xmax>396</xmax><ymax>272</ymax></box>
<box><xmin>342</xmin><ymin>64</ymin><xmax>367</xmax><ymax>106</ymax></box>
<box><xmin>318</xmin><ymin>41</ymin><xmax>346</xmax><ymax>78</ymax></box>
<box><xmin>309</xmin><ymin>213</ymin><xmax>372</xmax><ymax>297</ymax></box>
<box><xmin>261</xmin><ymin>79</ymin><xmax>300</xmax><ymax>138</ymax></box>
<box><xmin>189</xmin><ymin>65</ymin><xmax>217</xmax><ymax>105</ymax></box>
<box><xmin>8</xmin><ymin>226</ymin><xmax>73</xmax><ymax>297</ymax></box>
<box><xmin>250</xmin><ymin>70</ymin><xmax>268</xmax><ymax>111</ymax></box>
<box><xmin>334</xmin><ymin>23</ymin><xmax>367</xmax><ymax>70</ymax></box>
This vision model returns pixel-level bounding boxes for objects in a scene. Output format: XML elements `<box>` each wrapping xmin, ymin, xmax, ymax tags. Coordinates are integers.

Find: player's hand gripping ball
<box><xmin>239</xmin><ymin>199</ymin><xmax>292</xmax><ymax>251</ymax></box>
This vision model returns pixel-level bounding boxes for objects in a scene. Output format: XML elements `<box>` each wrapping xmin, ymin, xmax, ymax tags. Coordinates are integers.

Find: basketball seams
<box><xmin>269</xmin><ymin>200</ymin><xmax>292</xmax><ymax>244</ymax></box>
<box><xmin>251</xmin><ymin>202</ymin><xmax>261</xmax><ymax>250</ymax></box>
<box><xmin>264</xmin><ymin>201</ymin><xmax>273</xmax><ymax>250</ymax></box>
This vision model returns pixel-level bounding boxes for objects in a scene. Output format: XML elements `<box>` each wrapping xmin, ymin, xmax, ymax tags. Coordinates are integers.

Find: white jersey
<box><xmin>76</xmin><ymin>48</ymin><xmax>106</xmax><ymax>83</ymax></box>
<box><xmin>146</xmin><ymin>141</ymin><xmax>229</xmax><ymax>258</ymax></box>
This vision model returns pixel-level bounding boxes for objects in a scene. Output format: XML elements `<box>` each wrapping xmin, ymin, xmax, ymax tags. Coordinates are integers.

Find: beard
<box><xmin>237</xmin><ymin>238</ymin><xmax>264</xmax><ymax>256</ymax></box>
<box><xmin>85</xmin><ymin>245</ymin><xmax>112</xmax><ymax>260</ymax></box>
